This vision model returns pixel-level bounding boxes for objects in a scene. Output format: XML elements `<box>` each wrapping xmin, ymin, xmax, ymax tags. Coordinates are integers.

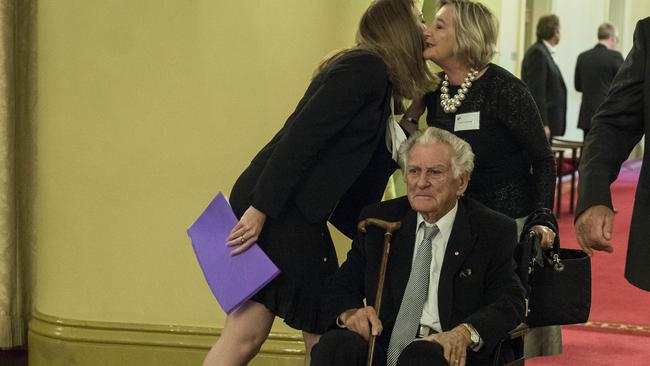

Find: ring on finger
<box><xmin>240</xmin><ymin>236</ymin><xmax>245</xmax><ymax>243</ymax></box>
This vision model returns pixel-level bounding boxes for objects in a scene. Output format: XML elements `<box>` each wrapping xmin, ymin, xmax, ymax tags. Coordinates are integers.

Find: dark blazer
<box><xmin>322</xmin><ymin>197</ymin><xmax>525</xmax><ymax>365</ymax></box>
<box><xmin>577</xmin><ymin>17</ymin><xmax>650</xmax><ymax>291</ymax></box>
<box><xmin>230</xmin><ymin>50</ymin><xmax>397</xmax><ymax>238</ymax></box>
<box><xmin>574</xmin><ymin>44</ymin><xmax>624</xmax><ymax>131</ymax></box>
<box><xmin>521</xmin><ymin>40</ymin><xmax>568</xmax><ymax>136</ymax></box>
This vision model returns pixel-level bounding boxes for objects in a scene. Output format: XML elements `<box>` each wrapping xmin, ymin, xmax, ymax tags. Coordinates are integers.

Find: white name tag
<box><xmin>454</xmin><ymin>111</ymin><xmax>480</xmax><ymax>131</ymax></box>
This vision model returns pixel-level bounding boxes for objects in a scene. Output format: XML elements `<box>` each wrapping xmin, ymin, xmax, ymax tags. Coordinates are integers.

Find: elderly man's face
<box><xmin>405</xmin><ymin>143</ymin><xmax>468</xmax><ymax>223</ymax></box>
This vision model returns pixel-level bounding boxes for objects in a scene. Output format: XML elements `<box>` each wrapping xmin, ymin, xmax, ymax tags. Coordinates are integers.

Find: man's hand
<box><xmin>339</xmin><ymin>306</ymin><xmax>383</xmax><ymax>341</ymax></box>
<box><xmin>575</xmin><ymin>205</ymin><xmax>615</xmax><ymax>256</ymax></box>
<box><xmin>421</xmin><ymin>325</ymin><xmax>472</xmax><ymax>366</ymax></box>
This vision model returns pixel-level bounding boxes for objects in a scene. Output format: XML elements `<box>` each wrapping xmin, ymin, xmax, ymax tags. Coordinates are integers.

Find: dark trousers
<box><xmin>311</xmin><ymin>329</ymin><xmax>449</xmax><ymax>366</ymax></box>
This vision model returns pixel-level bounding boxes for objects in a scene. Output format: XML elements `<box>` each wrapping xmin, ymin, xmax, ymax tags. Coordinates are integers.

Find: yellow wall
<box><xmin>34</xmin><ymin>0</ymin><xmax>370</xmax><ymax>335</ymax></box>
<box><xmin>630</xmin><ymin>0</ymin><xmax>650</xmax><ymax>31</ymax></box>
<box><xmin>422</xmin><ymin>0</ymin><xmax>501</xmax><ymax>22</ymax></box>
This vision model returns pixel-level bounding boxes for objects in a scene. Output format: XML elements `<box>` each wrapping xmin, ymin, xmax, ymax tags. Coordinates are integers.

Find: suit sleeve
<box><xmin>522</xmin><ymin>47</ymin><xmax>550</xmax><ymax>126</ymax></box>
<box><xmin>463</xmin><ymin>219</ymin><xmax>526</xmax><ymax>354</ymax></box>
<box><xmin>577</xmin><ymin>21</ymin><xmax>647</xmax><ymax>216</ymax></box>
<box><xmin>614</xmin><ymin>51</ymin><xmax>624</xmax><ymax>70</ymax></box>
<box><xmin>251</xmin><ymin>54</ymin><xmax>388</xmax><ymax>218</ymax></box>
<box><xmin>574</xmin><ymin>56</ymin><xmax>583</xmax><ymax>92</ymax></box>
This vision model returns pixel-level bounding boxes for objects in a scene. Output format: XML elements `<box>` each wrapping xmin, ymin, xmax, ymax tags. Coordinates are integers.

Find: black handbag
<box><xmin>524</xmin><ymin>231</ymin><xmax>592</xmax><ymax>327</ymax></box>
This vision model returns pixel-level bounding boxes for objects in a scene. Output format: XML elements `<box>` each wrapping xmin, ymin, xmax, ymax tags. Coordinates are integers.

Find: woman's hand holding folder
<box><xmin>227</xmin><ymin>205</ymin><xmax>267</xmax><ymax>255</ymax></box>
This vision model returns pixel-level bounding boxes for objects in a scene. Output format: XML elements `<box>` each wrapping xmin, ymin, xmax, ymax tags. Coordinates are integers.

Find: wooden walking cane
<box><xmin>357</xmin><ymin>218</ymin><xmax>402</xmax><ymax>366</ymax></box>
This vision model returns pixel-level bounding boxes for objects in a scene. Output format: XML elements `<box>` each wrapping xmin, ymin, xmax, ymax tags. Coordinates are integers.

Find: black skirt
<box><xmin>230</xmin><ymin>164</ymin><xmax>339</xmax><ymax>334</ymax></box>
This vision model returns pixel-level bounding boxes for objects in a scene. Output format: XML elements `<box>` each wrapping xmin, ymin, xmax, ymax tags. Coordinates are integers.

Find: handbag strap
<box><xmin>529</xmin><ymin>231</ymin><xmax>565</xmax><ymax>272</ymax></box>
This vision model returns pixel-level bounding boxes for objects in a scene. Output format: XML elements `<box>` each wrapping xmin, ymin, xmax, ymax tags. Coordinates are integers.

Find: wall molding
<box><xmin>29</xmin><ymin>310</ymin><xmax>305</xmax><ymax>357</ymax></box>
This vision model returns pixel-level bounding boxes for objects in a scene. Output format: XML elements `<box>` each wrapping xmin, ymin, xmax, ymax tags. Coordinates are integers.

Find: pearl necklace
<box><xmin>440</xmin><ymin>68</ymin><xmax>479</xmax><ymax>113</ymax></box>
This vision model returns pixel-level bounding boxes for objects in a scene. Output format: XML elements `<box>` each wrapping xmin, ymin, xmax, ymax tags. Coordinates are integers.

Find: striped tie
<box><xmin>386</xmin><ymin>223</ymin><xmax>439</xmax><ymax>366</ymax></box>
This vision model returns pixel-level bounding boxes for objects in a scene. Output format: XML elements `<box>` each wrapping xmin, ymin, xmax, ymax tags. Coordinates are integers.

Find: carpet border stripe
<box><xmin>577</xmin><ymin>321</ymin><xmax>650</xmax><ymax>335</ymax></box>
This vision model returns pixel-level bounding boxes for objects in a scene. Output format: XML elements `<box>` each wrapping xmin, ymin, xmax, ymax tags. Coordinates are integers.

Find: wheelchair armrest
<box><xmin>508</xmin><ymin>323</ymin><xmax>530</xmax><ymax>339</ymax></box>
<box><xmin>492</xmin><ymin>323</ymin><xmax>529</xmax><ymax>366</ymax></box>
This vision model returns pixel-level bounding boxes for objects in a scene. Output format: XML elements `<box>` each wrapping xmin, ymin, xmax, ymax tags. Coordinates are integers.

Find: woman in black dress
<box><xmin>201</xmin><ymin>1</ymin><xmax>436</xmax><ymax>365</ymax></box>
<box><xmin>400</xmin><ymin>0</ymin><xmax>560</xmax><ymax>358</ymax></box>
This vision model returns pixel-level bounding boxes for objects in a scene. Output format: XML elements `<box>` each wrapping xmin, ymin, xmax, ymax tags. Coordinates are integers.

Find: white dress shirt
<box><xmin>414</xmin><ymin>202</ymin><xmax>457</xmax><ymax>332</ymax></box>
<box><xmin>542</xmin><ymin>39</ymin><xmax>558</xmax><ymax>63</ymax></box>
<box><xmin>414</xmin><ymin>202</ymin><xmax>483</xmax><ymax>350</ymax></box>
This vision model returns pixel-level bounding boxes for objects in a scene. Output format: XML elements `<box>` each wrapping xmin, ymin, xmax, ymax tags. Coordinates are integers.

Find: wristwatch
<box><xmin>461</xmin><ymin>323</ymin><xmax>480</xmax><ymax>348</ymax></box>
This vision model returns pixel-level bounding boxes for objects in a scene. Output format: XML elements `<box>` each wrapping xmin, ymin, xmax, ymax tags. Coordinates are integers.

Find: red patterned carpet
<box><xmin>528</xmin><ymin>160</ymin><xmax>649</xmax><ymax>366</ymax></box>
<box><xmin>528</xmin><ymin>325</ymin><xmax>650</xmax><ymax>366</ymax></box>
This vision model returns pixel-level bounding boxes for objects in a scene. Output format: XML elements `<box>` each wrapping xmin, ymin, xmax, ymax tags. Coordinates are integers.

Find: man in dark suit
<box><xmin>575</xmin><ymin>23</ymin><xmax>624</xmax><ymax>139</ymax></box>
<box><xmin>311</xmin><ymin>128</ymin><xmax>525</xmax><ymax>366</ymax></box>
<box><xmin>521</xmin><ymin>14</ymin><xmax>567</xmax><ymax>137</ymax></box>
<box><xmin>576</xmin><ymin>17</ymin><xmax>650</xmax><ymax>292</ymax></box>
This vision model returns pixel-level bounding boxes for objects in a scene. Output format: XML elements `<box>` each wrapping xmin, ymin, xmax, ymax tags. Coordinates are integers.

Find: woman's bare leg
<box><xmin>201</xmin><ymin>301</ymin><xmax>275</xmax><ymax>366</ymax></box>
<box><xmin>302</xmin><ymin>331</ymin><xmax>320</xmax><ymax>366</ymax></box>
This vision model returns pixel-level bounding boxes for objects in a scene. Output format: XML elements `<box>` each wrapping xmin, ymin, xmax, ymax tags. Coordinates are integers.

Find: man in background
<box><xmin>574</xmin><ymin>23</ymin><xmax>624</xmax><ymax>139</ymax></box>
<box><xmin>522</xmin><ymin>14</ymin><xmax>567</xmax><ymax>138</ymax></box>
<box><xmin>576</xmin><ymin>17</ymin><xmax>650</xmax><ymax>292</ymax></box>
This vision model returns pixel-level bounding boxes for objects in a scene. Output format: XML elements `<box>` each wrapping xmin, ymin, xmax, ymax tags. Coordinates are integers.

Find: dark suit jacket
<box><xmin>521</xmin><ymin>40</ymin><xmax>568</xmax><ymax>136</ymax></box>
<box><xmin>574</xmin><ymin>44</ymin><xmax>624</xmax><ymax>131</ymax></box>
<box><xmin>322</xmin><ymin>197</ymin><xmax>525</xmax><ymax>365</ymax></box>
<box><xmin>230</xmin><ymin>50</ymin><xmax>397</xmax><ymax>238</ymax></box>
<box><xmin>577</xmin><ymin>17</ymin><xmax>650</xmax><ymax>291</ymax></box>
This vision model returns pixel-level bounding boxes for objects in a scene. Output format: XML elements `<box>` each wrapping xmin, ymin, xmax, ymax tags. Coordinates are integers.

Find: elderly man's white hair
<box><xmin>397</xmin><ymin>127</ymin><xmax>475</xmax><ymax>179</ymax></box>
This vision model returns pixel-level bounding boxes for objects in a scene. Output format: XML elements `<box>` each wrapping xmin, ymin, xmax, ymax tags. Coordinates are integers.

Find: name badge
<box><xmin>454</xmin><ymin>111</ymin><xmax>480</xmax><ymax>132</ymax></box>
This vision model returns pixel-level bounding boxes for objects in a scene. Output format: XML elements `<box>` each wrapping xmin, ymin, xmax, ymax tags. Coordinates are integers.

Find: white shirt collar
<box><xmin>542</xmin><ymin>40</ymin><xmax>556</xmax><ymax>55</ymax></box>
<box><xmin>416</xmin><ymin>201</ymin><xmax>458</xmax><ymax>242</ymax></box>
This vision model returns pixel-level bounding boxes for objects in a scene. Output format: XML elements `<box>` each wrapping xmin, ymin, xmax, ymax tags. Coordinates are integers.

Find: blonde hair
<box><xmin>317</xmin><ymin>0</ymin><xmax>437</xmax><ymax>100</ymax></box>
<box><xmin>398</xmin><ymin>127</ymin><xmax>474</xmax><ymax>178</ymax></box>
<box><xmin>440</xmin><ymin>0</ymin><xmax>498</xmax><ymax>69</ymax></box>
<box><xmin>597</xmin><ymin>22</ymin><xmax>616</xmax><ymax>40</ymax></box>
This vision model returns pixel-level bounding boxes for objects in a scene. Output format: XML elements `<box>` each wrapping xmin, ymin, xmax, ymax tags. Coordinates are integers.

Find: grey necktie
<box><xmin>386</xmin><ymin>223</ymin><xmax>439</xmax><ymax>366</ymax></box>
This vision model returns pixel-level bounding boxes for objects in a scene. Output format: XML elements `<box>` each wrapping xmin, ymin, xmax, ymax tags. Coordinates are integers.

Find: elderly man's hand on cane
<box><xmin>339</xmin><ymin>307</ymin><xmax>383</xmax><ymax>341</ymax></box>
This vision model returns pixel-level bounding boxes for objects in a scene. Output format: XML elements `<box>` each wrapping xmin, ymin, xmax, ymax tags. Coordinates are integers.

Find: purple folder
<box><xmin>187</xmin><ymin>192</ymin><xmax>280</xmax><ymax>314</ymax></box>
